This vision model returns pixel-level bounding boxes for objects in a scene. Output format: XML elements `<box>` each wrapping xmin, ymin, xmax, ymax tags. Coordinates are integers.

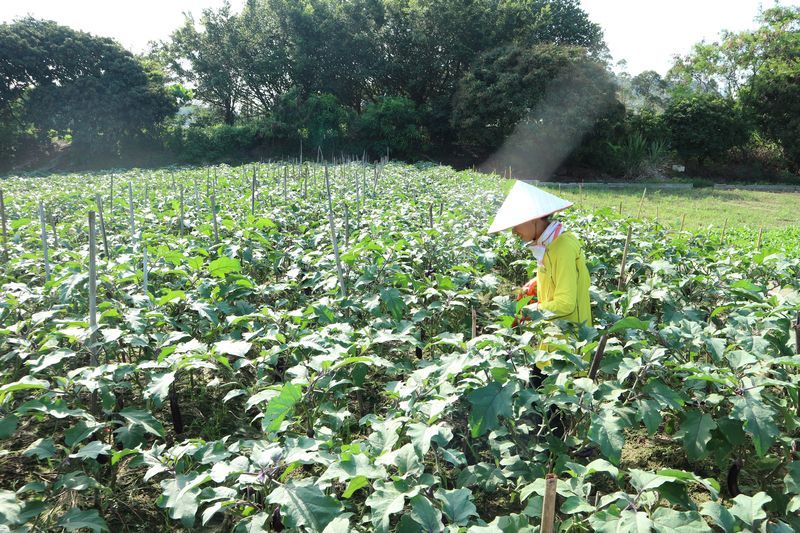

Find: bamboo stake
<box><xmin>757</xmin><ymin>226</ymin><xmax>763</xmax><ymax>249</ymax></box>
<box><xmin>617</xmin><ymin>226</ymin><xmax>632</xmax><ymax>291</ymax></box>
<box><xmin>211</xmin><ymin>193</ymin><xmax>219</xmax><ymax>244</ymax></box>
<box><xmin>429</xmin><ymin>203</ymin><xmax>434</xmax><ymax>228</ymax></box>
<box><xmin>51</xmin><ymin>217</ymin><xmax>59</xmax><ymax>249</ymax></box>
<box><xmin>343</xmin><ymin>203</ymin><xmax>350</xmax><ymax>247</ymax></box>
<box><xmin>541</xmin><ymin>474</ymin><xmax>557</xmax><ymax>533</ymax></box>
<box><xmin>324</xmin><ymin>166</ymin><xmax>347</xmax><ymax>298</ymax></box>
<box><xmin>142</xmin><ymin>237</ymin><xmax>148</xmax><ymax>295</ymax></box>
<box><xmin>283</xmin><ymin>165</ymin><xmax>288</xmax><ymax>202</ymax></box>
<box><xmin>128</xmin><ymin>182</ymin><xmax>135</xmax><ymax>240</ymax></box>
<box><xmin>179</xmin><ymin>186</ymin><xmax>185</xmax><ymax>235</ymax></box>
<box><xmin>795</xmin><ymin>312</ymin><xmax>800</xmax><ymax>417</ymax></box>
<box><xmin>680</xmin><ymin>213</ymin><xmax>686</xmax><ymax>232</ymax></box>
<box><xmin>0</xmin><ymin>190</ymin><xmax>7</xmax><ymax>261</ymax></box>
<box><xmin>618</xmin><ymin>201</ymin><xmax>622</xmax><ymax>215</ymax></box>
<box><xmin>109</xmin><ymin>175</ymin><xmax>114</xmax><ymax>219</ymax></box>
<box><xmin>720</xmin><ymin>218</ymin><xmax>728</xmax><ymax>245</ymax></box>
<box><xmin>38</xmin><ymin>202</ymin><xmax>50</xmax><ymax>281</ymax></box>
<box><xmin>194</xmin><ymin>179</ymin><xmax>199</xmax><ymax>210</ymax></box>
<box><xmin>251</xmin><ymin>166</ymin><xmax>257</xmax><ymax>215</ymax></box>
<box><xmin>88</xmin><ymin>211</ymin><xmax>98</xmax><ymax>367</ymax></box>
<box><xmin>95</xmin><ymin>195</ymin><xmax>110</xmax><ymax>258</ymax></box>
<box><xmin>636</xmin><ymin>188</ymin><xmax>647</xmax><ymax>218</ymax></box>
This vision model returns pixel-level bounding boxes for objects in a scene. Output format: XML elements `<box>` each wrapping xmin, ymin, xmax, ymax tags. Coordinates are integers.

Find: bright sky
<box><xmin>1</xmin><ymin>0</ymin><xmax>797</xmax><ymax>75</ymax></box>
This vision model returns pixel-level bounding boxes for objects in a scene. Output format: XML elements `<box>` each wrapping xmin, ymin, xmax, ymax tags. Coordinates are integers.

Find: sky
<box><xmin>1</xmin><ymin>0</ymin><xmax>797</xmax><ymax>75</ymax></box>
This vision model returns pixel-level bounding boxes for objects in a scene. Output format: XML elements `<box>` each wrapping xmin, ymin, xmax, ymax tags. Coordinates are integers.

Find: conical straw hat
<box><xmin>488</xmin><ymin>181</ymin><xmax>573</xmax><ymax>233</ymax></box>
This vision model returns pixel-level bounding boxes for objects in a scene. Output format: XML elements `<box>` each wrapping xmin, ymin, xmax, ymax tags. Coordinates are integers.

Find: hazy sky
<box><xmin>1</xmin><ymin>0</ymin><xmax>796</xmax><ymax>75</ymax></box>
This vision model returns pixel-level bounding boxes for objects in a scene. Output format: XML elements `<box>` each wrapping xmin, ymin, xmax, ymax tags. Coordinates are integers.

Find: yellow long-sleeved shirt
<box><xmin>536</xmin><ymin>231</ymin><xmax>592</xmax><ymax>326</ymax></box>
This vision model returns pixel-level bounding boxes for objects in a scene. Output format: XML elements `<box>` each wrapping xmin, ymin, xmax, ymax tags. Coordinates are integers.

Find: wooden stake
<box><xmin>88</xmin><ymin>211</ymin><xmax>98</xmax><ymax>366</ymax></box>
<box><xmin>617</xmin><ymin>226</ymin><xmax>632</xmax><ymax>291</ymax></box>
<box><xmin>588</xmin><ymin>335</ymin><xmax>608</xmax><ymax>381</ymax></box>
<box><xmin>680</xmin><ymin>213</ymin><xmax>686</xmax><ymax>232</ymax></box>
<box><xmin>618</xmin><ymin>201</ymin><xmax>622</xmax><ymax>215</ymax></box>
<box><xmin>429</xmin><ymin>203</ymin><xmax>434</xmax><ymax>228</ymax></box>
<box><xmin>0</xmin><ymin>189</ymin><xmax>7</xmax><ymax>261</ymax></box>
<box><xmin>38</xmin><ymin>202</ymin><xmax>50</xmax><ymax>281</ymax></box>
<box><xmin>471</xmin><ymin>307</ymin><xmax>477</xmax><ymax>339</ymax></box>
<box><xmin>283</xmin><ymin>165</ymin><xmax>288</xmax><ymax>202</ymax></box>
<box><xmin>757</xmin><ymin>226</ymin><xmax>763</xmax><ymax>249</ymax></box>
<box><xmin>541</xmin><ymin>474</ymin><xmax>557</xmax><ymax>533</ymax></box>
<box><xmin>324</xmin><ymin>166</ymin><xmax>347</xmax><ymax>298</ymax></box>
<box><xmin>636</xmin><ymin>188</ymin><xmax>647</xmax><ymax>218</ymax></box>
<box><xmin>95</xmin><ymin>195</ymin><xmax>110</xmax><ymax>258</ymax></box>
<box><xmin>210</xmin><ymin>193</ymin><xmax>219</xmax><ymax>244</ymax></box>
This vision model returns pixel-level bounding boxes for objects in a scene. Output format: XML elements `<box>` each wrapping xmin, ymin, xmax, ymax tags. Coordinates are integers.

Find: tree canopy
<box><xmin>0</xmin><ymin>18</ymin><xmax>176</xmax><ymax>163</ymax></box>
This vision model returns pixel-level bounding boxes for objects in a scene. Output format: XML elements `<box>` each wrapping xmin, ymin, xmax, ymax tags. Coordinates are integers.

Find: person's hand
<box><xmin>516</xmin><ymin>278</ymin><xmax>538</xmax><ymax>301</ymax></box>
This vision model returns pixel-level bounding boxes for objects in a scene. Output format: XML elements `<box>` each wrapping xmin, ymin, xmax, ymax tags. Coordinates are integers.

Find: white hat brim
<box><xmin>488</xmin><ymin>181</ymin><xmax>573</xmax><ymax>233</ymax></box>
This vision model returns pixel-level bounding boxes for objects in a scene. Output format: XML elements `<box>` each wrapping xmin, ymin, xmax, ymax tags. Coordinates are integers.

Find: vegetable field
<box><xmin>1</xmin><ymin>163</ymin><xmax>799</xmax><ymax>532</ymax></box>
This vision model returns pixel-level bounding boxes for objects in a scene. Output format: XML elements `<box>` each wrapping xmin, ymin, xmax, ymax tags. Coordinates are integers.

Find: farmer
<box><xmin>489</xmin><ymin>180</ymin><xmax>592</xmax><ymax>326</ymax></box>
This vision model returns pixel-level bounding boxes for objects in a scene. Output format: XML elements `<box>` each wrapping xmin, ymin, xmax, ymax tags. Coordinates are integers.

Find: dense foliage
<box><xmin>1</xmin><ymin>163</ymin><xmax>799</xmax><ymax>531</ymax></box>
<box><xmin>0</xmin><ymin>18</ymin><xmax>176</xmax><ymax>166</ymax></box>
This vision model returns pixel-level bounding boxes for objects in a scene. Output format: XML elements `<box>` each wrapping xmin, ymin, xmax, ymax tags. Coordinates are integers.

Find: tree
<box><xmin>668</xmin><ymin>5</ymin><xmax>800</xmax><ymax>97</ymax></box>
<box><xmin>268</xmin><ymin>0</ymin><xmax>383</xmax><ymax>111</ymax></box>
<box><xmin>353</xmin><ymin>96</ymin><xmax>428</xmax><ymax>158</ymax></box>
<box><xmin>663</xmin><ymin>93</ymin><xmax>750</xmax><ymax>166</ymax></box>
<box><xmin>450</xmin><ymin>44</ymin><xmax>621</xmax><ymax>177</ymax></box>
<box><xmin>0</xmin><ymin>18</ymin><xmax>176</xmax><ymax>162</ymax></box>
<box><xmin>166</xmin><ymin>4</ymin><xmax>242</xmax><ymax>124</ymax></box>
<box><xmin>742</xmin><ymin>66</ymin><xmax>800</xmax><ymax>171</ymax></box>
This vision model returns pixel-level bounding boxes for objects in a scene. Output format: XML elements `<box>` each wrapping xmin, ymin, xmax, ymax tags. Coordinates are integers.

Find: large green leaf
<box><xmin>261</xmin><ymin>383</ymin><xmax>302</xmax><ymax>432</ymax></box>
<box><xmin>215</xmin><ymin>339</ymin><xmax>252</xmax><ymax>358</ymax></box>
<box><xmin>319</xmin><ymin>453</ymin><xmax>386</xmax><ymax>483</ymax></box>
<box><xmin>65</xmin><ymin>420</ymin><xmax>103</xmax><ymax>448</ymax></box>
<box><xmin>69</xmin><ymin>440</ymin><xmax>111</xmax><ymax>460</ymax></box>
<box><xmin>0</xmin><ymin>376</ymin><xmax>49</xmax><ymax>402</ymax></box>
<box><xmin>56</xmin><ymin>508</ymin><xmax>110</xmax><ymax>532</ymax></box>
<box><xmin>642</xmin><ymin>380</ymin><xmax>684</xmax><ymax>410</ymax></box>
<box><xmin>409</xmin><ymin>495</ymin><xmax>443</xmax><ymax>533</ymax></box>
<box><xmin>652</xmin><ymin>508</ymin><xmax>711</xmax><ymax>533</ymax></box>
<box><xmin>0</xmin><ymin>415</ymin><xmax>18</xmax><ymax>440</ymax></box>
<box><xmin>0</xmin><ymin>490</ymin><xmax>22</xmax><ymax>526</ymax></box>
<box><xmin>208</xmin><ymin>256</ymin><xmax>241</xmax><ymax>278</ymax></box>
<box><xmin>366</xmin><ymin>480</ymin><xmax>413</xmax><ymax>533</ymax></box>
<box><xmin>118</xmin><ymin>408</ymin><xmax>165</xmax><ymax>437</ymax></box>
<box><xmin>730</xmin><ymin>391</ymin><xmax>779</xmax><ymax>457</ymax></box>
<box><xmin>380</xmin><ymin>287</ymin><xmax>406</xmax><ymax>320</ymax></box>
<box><xmin>467</xmin><ymin>382</ymin><xmax>515</xmax><ymax>438</ymax></box>
<box><xmin>608</xmin><ymin>316</ymin><xmax>651</xmax><ymax>334</ymax></box>
<box><xmin>588</xmin><ymin>410</ymin><xmax>626</xmax><ymax>465</ymax></box>
<box><xmin>783</xmin><ymin>461</ymin><xmax>800</xmax><ymax>494</ymax></box>
<box><xmin>144</xmin><ymin>371</ymin><xmax>175</xmax><ymax>404</ymax></box>
<box><xmin>675</xmin><ymin>410</ymin><xmax>716</xmax><ymax>461</ymax></box>
<box><xmin>434</xmin><ymin>488</ymin><xmax>478</xmax><ymax>526</ymax></box>
<box><xmin>268</xmin><ymin>481</ymin><xmax>343</xmax><ymax>532</ymax></box>
<box><xmin>729</xmin><ymin>492</ymin><xmax>772</xmax><ymax>529</ymax></box>
<box><xmin>158</xmin><ymin>474</ymin><xmax>207</xmax><ymax>528</ymax></box>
